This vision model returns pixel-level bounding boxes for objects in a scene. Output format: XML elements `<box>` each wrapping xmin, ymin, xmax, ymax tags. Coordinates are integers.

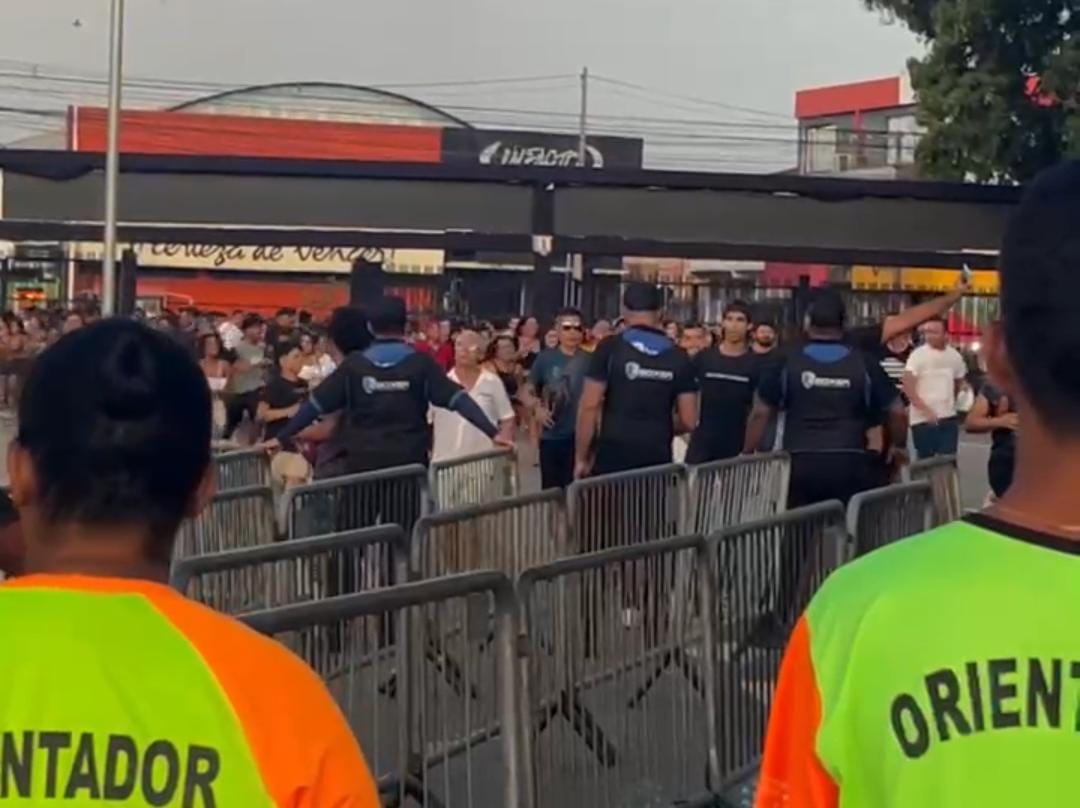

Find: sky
<box><xmin>0</xmin><ymin>0</ymin><xmax>922</xmax><ymax>171</ymax></box>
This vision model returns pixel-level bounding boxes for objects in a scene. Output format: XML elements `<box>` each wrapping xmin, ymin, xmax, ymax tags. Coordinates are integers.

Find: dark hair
<box><xmin>368</xmin><ymin>296</ymin><xmax>408</xmax><ymax>335</ymax></box>
<box><xmin>273</xmin><ymin>338</ymin><xmax>301</xmax><ymax>364</ymax></box>
<box><xmin>275</xmin><ymin>307</ymin><xmax>296</xmax><ymax>318</ymax></box>
<box><xmin>623</xmin><ymin>282</ymin><xmax>663</xmax><ymax>312</ymax></box>
<box><xmin>807</xmin><ymin>288</ymin><xmax>846</xmax><ymax>330</ymax></box>
<box><xmin>198</xmin><ymin>332</ymin><xmax>223</xmax><ymax>359</ymax></box>
<box><xmin>328</xmin><ymin>306</ymin><xmax>371</xmax><ymax>354</ymax></box>
<box><xmin>298</xmin><ymin>310</ymin><xmax>313</xmax><ymax>325</ymax></box>
<box><xmin>488</xmin><ymin>333</ymin><xmax>517</xmax><ymax>360</ymax></box>
<box><xmin>724</xmin><ymin>300</ymin><xmax>752</xmax><ymax>320</ymax></box>
<box><xmin>1000</xmin><ymin>162</ymin><xmax>1080</xmax><ymax>429</ymax></box>
<box><xmin>555</xmin><ymin>307</ymin><xmax>583</xmax><ymax>322</ymax></box>
<box><xmin>515</xmin><ymin>316</ymin><xmax>539</xmax><ymax>338</ymax></box>
<box><xmin>241</xmin><ymin>314</ymin><xmax>262</xmax><ymax>332</ymax></box>
<box><xmin>17</xmin><ymin>320</ymin><xmax>210</xmax><ymax>548</ymax></box>
<box><xmin>683</xmin><ymin>321</ymin><xmax>705</xmax><ymax>331</ymax></box>
<box><xmin>0</xmin><ymin>489</ymin><xmax>17</xmax><ymax>528</ymax></box>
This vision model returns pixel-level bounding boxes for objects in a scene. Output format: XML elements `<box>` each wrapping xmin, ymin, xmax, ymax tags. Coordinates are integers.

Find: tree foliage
<box><xmin>864</xmin><ymin>0</ymin><xmax>1080</xmax><ymax>181</ymax></box>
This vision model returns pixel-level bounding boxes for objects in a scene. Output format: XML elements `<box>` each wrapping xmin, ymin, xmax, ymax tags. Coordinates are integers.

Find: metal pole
<box><xmin>573</xmin><ymin>67</ymin><xmax>588</xmax><ymax>287</ymax></box>
<box><xmin>102</xmin><ymin>0</ymin><xmax>126</xmax><ymax>316</ymax></box>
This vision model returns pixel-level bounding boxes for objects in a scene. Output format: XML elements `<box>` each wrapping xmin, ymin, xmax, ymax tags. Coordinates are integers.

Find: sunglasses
<box><xmin>560</xmin><ymin>323</ymin><xmax>584</xmax><ymax>332</ymax></box>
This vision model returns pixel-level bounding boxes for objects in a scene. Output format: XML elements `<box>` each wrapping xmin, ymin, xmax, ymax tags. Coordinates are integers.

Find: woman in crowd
<box><xmin>198</xmin><ymin>332</ymin><xmax>232</xmax><ymax>438</ymax></box>
<box><xmin>487</xmin><ymin>334</ymin><xmax>522</xmax><ymax>403</ymax></box>
<box><xmin>516</xmin><ymin>316</ymin><xmax>542</xmax><ymax>371</ymax></box>
<box><xmin>543</xmin><ymin>329</ymin><xmax>559</xmax><ymax>350</ymax></box>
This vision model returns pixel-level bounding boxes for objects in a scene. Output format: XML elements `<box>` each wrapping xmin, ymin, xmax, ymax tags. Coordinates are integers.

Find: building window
<box><xmin>887</xmin><ymin>114</ymin><xmax>921</xmax><ymax>165</ymax></box>
<box><xmin>803</xmin><ymin>125</ymin><xmax>838</xmax><ymax>173</ymax></box>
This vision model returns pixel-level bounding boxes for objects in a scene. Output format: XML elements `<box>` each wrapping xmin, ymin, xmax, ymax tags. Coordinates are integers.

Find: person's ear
<box><xmin>983</xmin><ymin>321</ymin><xmax>1017</xmax><ymax>395</ymax></box>
<box><xmin>7</xmin><ymin>440</ymin><xmax>36</xmax><ymax>510</ymax></box>
<box><xmin>187</xmin><ymin>463</ymin><xmax>217</xmax><ymax>518</ymax></box>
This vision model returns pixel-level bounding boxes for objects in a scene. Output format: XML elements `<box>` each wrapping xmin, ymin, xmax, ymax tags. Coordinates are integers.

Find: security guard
<box><xmin>575</xmin><ymin>282</ymin><xmax>697</xmax><ymax>479</ymax></box>
<box><xmin>757</xmin><ymin>162</ymin><xmax>1080</xmax><ymax>808</ymax></box>
<box><xmin>744</xmin><ymin>288</ymin><xmax>905</xmax><ymax>506</ymax></box>
<box><xmin>273</xmin><ymin>295</ymin><xmax>506</xmax><ymax>472</ymax></box>
<box><xmin>3</xmin><ymin>319</ymin><xmax>378</xmax><ymax>806</ymax></box>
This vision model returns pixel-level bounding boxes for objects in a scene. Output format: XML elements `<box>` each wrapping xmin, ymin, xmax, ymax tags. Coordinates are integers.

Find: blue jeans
<box><xmin>911</xmin><ymin>417</ymin><xmax>960</xmax><ymax>459</ymax></box>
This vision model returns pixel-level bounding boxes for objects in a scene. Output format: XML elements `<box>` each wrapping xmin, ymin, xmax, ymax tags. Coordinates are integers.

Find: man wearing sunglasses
<box><xmin>521</xmin><ymin>308</ymin><xmax>589</xmax><ymax>489</ymax></box>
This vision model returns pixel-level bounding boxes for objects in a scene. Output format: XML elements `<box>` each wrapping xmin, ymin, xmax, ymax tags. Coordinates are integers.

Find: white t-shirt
<box><xmin>430</xmin><ymin>368</ymin><xmax>514</xmax><ymax>462</ymax></box>
<box><xmin>905</xmin><ymin>344</ymin><xmax>967</xmax><ymax>425</ymax></box>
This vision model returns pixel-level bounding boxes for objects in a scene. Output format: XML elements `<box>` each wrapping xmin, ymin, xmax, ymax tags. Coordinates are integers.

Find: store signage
<box><xmin>442</xmin><ymin>128</ymin><xmax>644</xmax><ymax>170</ymax></box>
<box><xmin>72</xmin><ymin>243</ymin><xmax>444</xmax><ymax>275</ymax></box>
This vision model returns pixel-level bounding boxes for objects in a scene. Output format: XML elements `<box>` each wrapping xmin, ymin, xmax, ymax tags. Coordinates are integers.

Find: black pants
<box><xmin>223</xmin><ymin>390</ymin><xmax>262</xmax><ymax>440</ymax></box>
<box><xmin>775</xmin><ymin>452</ymin><xmax>875</xmax><ymax>626</ymax></box>
<box><xmin>539</xmin><ymin>437</ymin><xmax>575</xmax><ymax>490</ymax></box>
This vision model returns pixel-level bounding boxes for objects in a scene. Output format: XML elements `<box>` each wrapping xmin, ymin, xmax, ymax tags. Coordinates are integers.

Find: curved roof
<box><xmin>171</xmin><ymin>82</ymin><xmax>473</xmax><ymax>129</ymax></box>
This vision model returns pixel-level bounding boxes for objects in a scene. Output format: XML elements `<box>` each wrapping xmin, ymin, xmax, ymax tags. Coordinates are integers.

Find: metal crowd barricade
<box><xmin>847</xmin><ymin>482</ymin><xmax>934</xmax><ymax>559</ymax></box>
<box><xmin>430</xmin><ymin>448</ymin><xmax>519</xmax><ymax>511</ymax></box>
<box><xmin>241</xmin><ymin>571</ymin><xmax>527</xmax><ymax>808</ymax></box>
<box><xmin>706</xmin><ymin>502</ymin><xmax>847</xmax><ymax>791</ymax></box>
<box><xmin>170</xmin><ymin>525</ymin><xmax>408</xmax><ymax>614</ymax></box>
<box><xmin>518</xmin><ymin>534</ymin><xmax>714</xmax><ymax>808</ymax></box>
<box><xmin>907</xmin><ymin>455</ymin><xmax>962</xmax><ymax>525</ymax></box>
<box><xmin>567</xmin><ymin>464</ymin><xmax>689</xmax><ymax>554</ymax></box>
<box><xmin>282</xmin><ymin>464</ymin><xmax>429</xmax><ymax>540</ymax></box>
<box><xmin>689</xmin><ymin>452</ymin><xmax>791</xmax><ymax>535</ymax></box>
<box><xmin>173</xmin><ymin>485</ymin><xmax>277</xmax><ymax>560</ymax></box>
<box><xmin>213</xmin><ymin>447</ymin><xmax>271</xmax><ymax>491</ymax></box>
<box><xmin>413</xmin><ymin>489</ymin><xmax>567</xmax><ymax>580</ymax></box>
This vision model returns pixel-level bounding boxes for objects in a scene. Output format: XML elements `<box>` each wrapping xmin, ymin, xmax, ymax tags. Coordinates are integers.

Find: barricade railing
<box><xmin>413</xmin><ymin>489</ymin><xmax>567</xmax><ymax>580</ymax></box>
<box><xmin>282</xmin><ymin>464</ymin><xmax>430</xmax><ymax>540</ymax></box>
<box><xmin>241</xmin><ymin>571</ymin><xmax>527</xmax><ymax>808</ymax></box>
<box><xmin>173</xmin><ymin>484</ymin><xmax>277</xmax><ymax>560</ymax></box>
<box><xmin>906</xmin><ymin>455</ymin><xmax>962</xmax><ymax>525</ymax></box>
<box><xmin>430</xmin><ymin>448</ymin><xmax>518</xmax><ymax>511</ymax></box>
<box><xmin>170</xmin><ymin>525</ymin><xmax>408</xmax><ymax>614</ymax></box>
<box><xmin>213</xmin><ymin>447</ymin><xmax>271</xmax><ymax>491</ymax></box>
<box><xmin>847</xmin><ymin>482</ymin><xmax>933</xmax><ymax>559</ymax></box>
<box><xmin>567</xmin><ymin>464</ymin><xmax>689</xmax><ymax>554</ymax></box>
<box><xmin>517</xmin><ymin>534</ymin><xmax>713</xmax><ymax>808</ymax></box>
<box><xmin>689</xmin><ymin>452</ymin><xmax>790</xmax><ymax>535</ymax></box>
<box><xmin>706</xmin><ymin>501</ymin><xmax>847</xmax><ymax>789</ymax></box>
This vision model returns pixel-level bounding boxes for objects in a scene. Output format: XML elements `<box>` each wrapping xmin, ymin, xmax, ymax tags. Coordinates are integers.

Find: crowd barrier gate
<box><xmin>170</xmin><ymin>525</ymin><xmax>408</xmax><ymax>614</ymax></box>
<box><xmin>567</xmin><ymin>464</ymin><xmax>689</xmax><ymax>554</ymax></box>
<box><xmin>173</xmin><ymin>484</ymin><xmax>276</xmax><ymax>559</ymax></box>
<box><xmin>412</xmin><ymin>489</ymin><xmax>567</xmax><ymax>581</ymax></box>
<box><xmin>689</xmin><ymin>452</ymin><xmax>790</xmax><ymax>535</ymax></box>
<box><xmin>847</xmin><ymin>482</ymin><xmax>934</xmax><ymax>559</ymax></box>
<box><xmin>241</xmin><ymin>571</ymin><xmax>527</xmax><ymax>808</ymax></box>
<box><xmin>906</xmin><ymin>455</ymin><xmax>962</xmax><ymax>524</ymax></box>
<box><xmin>213</xmin><ymin>447</ymin><xmax>271</xmax><ymax>491</ymax></box>
<box><xmin>282</xmin><ymin>464</ymin><xmax>429</xmax><ymax>540</ymax></box>
<box><xmin>430</xmin><ymin>448</ymin><xmax>518</xmax><ymax>511</ymax></box>
<box><xmin>706</xmin><ymin>501</ymin><xmax>847</xmax><ymax>793</ymax></box>
<box><xmin>517</xmin><ymin>534</ymin><xmax>713</xmax><ymax>808</ymax></box>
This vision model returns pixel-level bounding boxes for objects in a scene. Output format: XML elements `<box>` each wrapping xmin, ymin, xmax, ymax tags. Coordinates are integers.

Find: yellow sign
<box><xmin>852</xmin><ymin>265</ymin><xmax>998</xmax><ymax>294</ymax></box>
<box><xmin>72</xmin><ymin>243</ymin><xmax>444</xmax><ymax>275</ymax></box>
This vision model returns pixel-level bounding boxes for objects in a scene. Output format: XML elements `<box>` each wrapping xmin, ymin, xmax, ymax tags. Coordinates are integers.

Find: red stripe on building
<box><xmin>795</xmin><ymin>77</ymin><xmax>902</xmax><ymax>120</ymax></box>
<box><xmin>70</xmin><ymin>107</ymin><xmax>443</xmax><ymax>163</ymax></box>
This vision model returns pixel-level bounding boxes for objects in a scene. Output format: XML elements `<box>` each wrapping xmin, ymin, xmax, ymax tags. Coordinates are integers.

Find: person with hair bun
<box><xmin>1</xmin><ymin>319</ymin><xmax>378</xmax><ymax>806</ymax></box>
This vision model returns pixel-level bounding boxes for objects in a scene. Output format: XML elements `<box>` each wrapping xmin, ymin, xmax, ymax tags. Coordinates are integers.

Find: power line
<box><xmin>590</xmin><ymin>73</ymin><xmax>792</xmax><ymax>121</ymax></box>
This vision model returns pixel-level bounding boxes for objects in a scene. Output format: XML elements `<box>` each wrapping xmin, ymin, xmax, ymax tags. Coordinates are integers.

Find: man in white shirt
<box><xmin>903</xmin><ymin>317</ymin><xmax>969</xmax><ymax>459</ymax></box>
<box><xmin>431</xmin><ymin>328</ymin><xmax>516</xmax><ymax>464</ymax></box>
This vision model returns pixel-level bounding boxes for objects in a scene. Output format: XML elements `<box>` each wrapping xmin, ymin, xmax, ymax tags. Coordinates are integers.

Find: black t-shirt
<box><xmin>687</xmin><ymin>348</ymin><xmax>760</xmax><ymax>463</ymax></box>
<box><xmin>261</xmin><ymin>375</ymin><xmax>309</xmax><ymax>441</ymax></box>
<box><xmin>758</xmin><ymin>339</ymin><xmax>898</xmax><ymax>454</ymax></box>
<box><xmin>845</xmin><ymin>324</ymin><xmax>883</xmax><ymax>355</ymax></box>
<box><xmin>981</xmin><ymin>382</ymin><xmax>1016</xmax><ymax>455</ymax></box>
<box><xmin>313</xmin><ymin>338</ymin><xmax>463</xmax><ymax>471</ymax></box>
<box><xmin>586</xmin><ymin>326</ymin><xmax>697</xmax><ymax>472</ymax></box>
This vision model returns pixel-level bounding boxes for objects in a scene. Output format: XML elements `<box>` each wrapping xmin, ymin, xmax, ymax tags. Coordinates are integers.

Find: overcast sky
<box><xmin>0</xmin><ymin>0</ymin><xmax>921</xmax><ymax>170</ymax></box>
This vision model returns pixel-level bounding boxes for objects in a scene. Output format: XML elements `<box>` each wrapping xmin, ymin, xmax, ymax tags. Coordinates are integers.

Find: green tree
<box><xmin>864</xmin><ymin>0</ymin><xmax>1080</xmax><ymax>181</ymax></box>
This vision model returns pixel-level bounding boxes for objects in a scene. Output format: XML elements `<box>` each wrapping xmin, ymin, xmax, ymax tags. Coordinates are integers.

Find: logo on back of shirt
<box><xmin>801</xmin><ymin>371</ymin><xmax>852</xmax><ymax>390</ymax></box>
<box><xmin>361</xmin><ymin>376</ymin><xmax>410</xmax><ymax>394</ymax></box>
<box><xmin>625</xmin><ymin>361</ymin><xmax>674</xmax><ymax>382</ymax></box>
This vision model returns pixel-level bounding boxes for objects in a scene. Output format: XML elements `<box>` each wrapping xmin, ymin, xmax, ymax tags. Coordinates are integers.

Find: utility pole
<box><xmin>578</xmin><ymin>66</ymin><xmax>589</xmax><ymax>167</ymax></box>
<box><xmin>572</xmin><ymin>66</ymin><xmax>589</xmax><ymax>303</ymax></box>
<box><xmin>102</xmin><ymin>0</ymin><xmax>126</xmax><ymax>316</ymax></box>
